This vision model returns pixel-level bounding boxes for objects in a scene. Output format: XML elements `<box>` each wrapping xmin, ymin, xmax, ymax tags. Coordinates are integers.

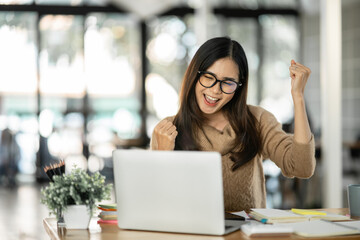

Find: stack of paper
<box><xmin>97</xmin><ymin>203</ymin><xmax>117</xmax><ymax>224</ymax></box>
<box><xmin>249</xmin><ymin>209</ymin><xmax>307</xmax><ymax>223</ymax></box>
<box><xmin>290</xmin><ymin>208</ymin><xmax>351</xmax><ymax>221</ymax></box>
<box><xmin>274</xmin><ymin>220</ymin><xmax>360</xmax><ymax>237</ymax></box>
<box><xmin>241</xmin><ymin>223</ymin><xmax>293</xmax><ymax>237</ymax></box>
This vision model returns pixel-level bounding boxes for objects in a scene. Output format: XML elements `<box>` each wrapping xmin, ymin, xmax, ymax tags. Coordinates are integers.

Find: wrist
<box><xmin>292</xmin><ymin>92</ymin><xmax>305</xmax><ymax>102</ymax></box>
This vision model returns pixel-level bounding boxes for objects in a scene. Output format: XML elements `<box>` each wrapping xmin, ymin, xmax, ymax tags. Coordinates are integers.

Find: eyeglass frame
<box><xmin>197</xmin><ymin>71</ymin><xmax>243</xmax><ymax>94</ymax></box>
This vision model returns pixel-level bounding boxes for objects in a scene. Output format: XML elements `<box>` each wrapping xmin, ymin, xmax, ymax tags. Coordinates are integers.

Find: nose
<box><xmin>210</xmin><ymin>81</ymin><xmax>222</xmax><ymax>94</ymax></box>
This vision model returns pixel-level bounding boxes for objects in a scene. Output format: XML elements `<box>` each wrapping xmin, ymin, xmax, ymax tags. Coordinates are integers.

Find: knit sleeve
<box><xmin>259</xmin><ymin>108</ymin><xmax>316</xmax><ymax>179</ymax></box>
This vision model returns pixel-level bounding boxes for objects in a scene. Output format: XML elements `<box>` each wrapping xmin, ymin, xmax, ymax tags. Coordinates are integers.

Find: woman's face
<box><xmin>195</xmin><ymin>57</ymin><xmax>239</xmax><ymax>118</ymax></box>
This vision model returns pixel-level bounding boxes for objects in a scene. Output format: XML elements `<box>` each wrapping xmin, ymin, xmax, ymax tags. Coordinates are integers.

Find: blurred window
<box><xmin>260</xmin><ymin>0</ymin><xmax>297</xmax><ymax>9</ymax></box>
<box><xmin>39</xmin><ymin>15</ymin><xmax>85</xmax><ymax>98</ymax></box>
<box><xmin>0</xmin><ymin>12</ymin><xmax>38</xmax><ymax>175</ymax></box>
<box><xmin>84</xmin><ymin>13</ymin><xmax>141</xmax><ymax>141</ymax></box>
<box><xmin>38</xmin><ymin>14</ymin><xmax>85</xmax><ymax>173</ymax></box>
<box><xmin>0</xmin><ymin>12</ymin><xmax>37</xmax><ymax>95</ymax></box>
<box><xmin>259</xmin><ymin>15</ymin><xmax>299</xmax><ymax>124</ymax></box>
<box><xmin>211</xmin><ymin>0</ymin><xmax>297</xmax><ymax>9</ymax></box>
<box><xmin>35</xmin><ymin>0</ymin><xmax>106</xmax><ymax>5</ymax></box>
<box><xmin>0</xmin><ymin>0</ymin><xmax>32</xmax><ymax>4</ymax></box>
<box><xmin>36</xmin><ymin>0</ymin><xmax>81</xmax><ymax>5</ymax></box>
<box><xmin>226</xmin><ymin>18</ymin><xmax>259</xmax><ymax>105</ymax></box>
<box><xmin>84</xmin><ymin>13</ymin><xmax>141</xmax><ymax>174</ymax></box>
<box><xmin>146</xmin><ymin>15</ymin><xmax>195</xmax><ymax>137</ymax></box>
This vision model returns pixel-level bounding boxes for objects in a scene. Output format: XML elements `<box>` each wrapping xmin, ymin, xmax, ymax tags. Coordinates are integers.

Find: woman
<box><xmin>151</xmin><ymin>36</ymin><xmax>315</xmax><ymax>211</ymax></box>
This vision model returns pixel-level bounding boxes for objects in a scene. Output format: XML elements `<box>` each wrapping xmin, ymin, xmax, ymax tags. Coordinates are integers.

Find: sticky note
<box><xmin>291</xmin><ymin>208</ymin><xmax>327</xmax><ymax>216</ymax></box>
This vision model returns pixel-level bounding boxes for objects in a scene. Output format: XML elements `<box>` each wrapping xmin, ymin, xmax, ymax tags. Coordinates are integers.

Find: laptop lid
<box><xmin>112</xmin><ymin>149</ymin><xmax>238</xmax><ymax>235</ymax></box>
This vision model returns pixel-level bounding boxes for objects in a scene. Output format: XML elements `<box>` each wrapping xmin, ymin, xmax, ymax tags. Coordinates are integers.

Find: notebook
<box><xmin>274</xmin><ymin>220</ymin><xmax>360</xmax><ymax>237</ymax></box>
<box><xmin>241</xmin><ymin>223</ymin><xmax>294</xmax><ymax>237</ymax></box>
<box><xmin>249</xmin><ymin>208</ymin><xmax>350</xmax><ymax>224</ymax></box>
<box><xmin>249</xmin><ymin>209</ymin><xmax>307</xmax><ymax>223</ymax></box>
<box><xmin>112</xmin><ymin>149</ymin><xmax>242</xmax><ymax>235</ymax></box>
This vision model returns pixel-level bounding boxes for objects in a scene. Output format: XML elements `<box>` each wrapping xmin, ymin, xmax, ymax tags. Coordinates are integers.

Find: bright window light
<box><xmin>146</xmin><ymin>73</ymin><xmax>178</xmax><ymax>119</ymax></box>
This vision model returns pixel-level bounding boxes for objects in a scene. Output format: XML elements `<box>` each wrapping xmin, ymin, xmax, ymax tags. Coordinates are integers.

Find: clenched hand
<box><xmin>289</xmin><ymin>59</ymin><xmax>311</xmax><ymax>99</ymax></box>
<box><xmin>151</xmin><ymin>119</ymin><xmax>178</xmax><ymax>150</ymax></box>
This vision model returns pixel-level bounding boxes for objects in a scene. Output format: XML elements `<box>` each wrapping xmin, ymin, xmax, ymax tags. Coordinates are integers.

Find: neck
<box><xmin>204</xmin><ymin>111</ymin><xmax>229</xmax><ymax>132</ymax></box>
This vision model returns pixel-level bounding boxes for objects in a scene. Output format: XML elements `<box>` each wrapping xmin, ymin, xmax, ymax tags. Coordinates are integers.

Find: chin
<box><xmin>200</xmin><ymin>106</ymin><xmax>221</xmax><ymax>116</ymax></box>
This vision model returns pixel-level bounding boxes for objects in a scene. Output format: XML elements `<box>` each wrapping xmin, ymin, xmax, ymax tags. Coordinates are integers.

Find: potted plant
<box><xmin>41</xmin><ymin>166</ymin><xmax>112</xmax><ymax>229</ymax></box>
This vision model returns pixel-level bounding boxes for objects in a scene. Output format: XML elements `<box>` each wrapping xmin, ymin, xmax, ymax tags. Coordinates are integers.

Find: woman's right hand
<box><xmin>151</xmin><ymin>119</ymin><xmax>178</xmax><ymax>150</ymax></box>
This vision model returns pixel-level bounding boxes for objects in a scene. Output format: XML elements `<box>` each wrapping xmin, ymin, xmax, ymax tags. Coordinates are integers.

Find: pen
<box><xmin>260</xmin><ymin>218</ymin><xmax>268</xmax><ymax>223</ymax></box>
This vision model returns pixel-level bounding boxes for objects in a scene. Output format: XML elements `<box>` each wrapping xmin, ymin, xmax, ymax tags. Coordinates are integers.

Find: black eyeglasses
<box><xmin>197</xmin><ymin>71</ymin><xmax>242</xmax><ymax>94</ymax></box>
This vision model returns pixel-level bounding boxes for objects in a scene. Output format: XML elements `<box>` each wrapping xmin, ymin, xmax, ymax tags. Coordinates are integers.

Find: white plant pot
<box><xmin>63</xmin><ymin>205</ymin><xmax>92</xmax><ymax>229</ymax></box>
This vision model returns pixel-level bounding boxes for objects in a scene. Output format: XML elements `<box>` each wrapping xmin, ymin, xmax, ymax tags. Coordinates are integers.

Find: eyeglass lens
<box><xmin>199</xmin><ymin>72</ymin><xmax>238</xmax><ymax>94</ymax></box>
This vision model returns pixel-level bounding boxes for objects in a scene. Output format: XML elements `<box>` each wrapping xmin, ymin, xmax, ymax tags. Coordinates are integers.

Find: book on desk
<box><xmin>97</xmin><ymin>203</ymin><xmax>118</xmax><ymax>224</ymax></box>
<box><xmin>249</xmin><ymin>208</ymin><xmax>350</xmax><ymax>224</ymax></box>
<box><xmin>274</xmin><ymin>220</ymin><xmax>360</xmax><ymax>237</ymax></box>
<box><xmin>246</xmin><ymin>208</ymin><xmax>360</xmax><ymax>238</ymax></box>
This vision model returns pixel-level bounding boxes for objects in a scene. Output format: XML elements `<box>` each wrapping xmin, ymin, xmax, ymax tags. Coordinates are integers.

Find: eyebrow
<box><xmin>204</xmin><ymin>70</ymin><xmax>238</xmax><ymax>82</ymax></box>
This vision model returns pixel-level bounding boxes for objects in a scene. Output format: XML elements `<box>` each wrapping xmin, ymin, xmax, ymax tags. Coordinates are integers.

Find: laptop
<box><xmin>112</xmin><ymin>149</ymin><xmax>243</xmax><ymax>235</ymax></box>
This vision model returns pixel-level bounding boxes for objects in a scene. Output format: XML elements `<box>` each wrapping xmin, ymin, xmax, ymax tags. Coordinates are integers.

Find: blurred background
<box><xmin>0</xmin><ymin>0</ymin><xmax>359</xmax><ymax>239</ymax></box>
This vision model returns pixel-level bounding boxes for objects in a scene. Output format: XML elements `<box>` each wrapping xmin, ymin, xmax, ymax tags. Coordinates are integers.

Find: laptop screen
<box><xmin>112</xmin><ymin>150</ymin><xmax>229</xmax><ymax>235</ymax></box>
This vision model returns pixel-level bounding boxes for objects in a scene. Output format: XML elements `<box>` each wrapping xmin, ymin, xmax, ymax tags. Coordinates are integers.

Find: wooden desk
<box><xmin>43</xmin><ymin>208</ymin><xmax>360</xmax><ymax>240</ymax></box>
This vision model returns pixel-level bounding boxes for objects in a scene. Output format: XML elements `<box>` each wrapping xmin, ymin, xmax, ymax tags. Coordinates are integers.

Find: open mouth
<box><xmin>204</xmin><ymin>94</ymin><xmax>220</xmax><ymax>106</ymax></box>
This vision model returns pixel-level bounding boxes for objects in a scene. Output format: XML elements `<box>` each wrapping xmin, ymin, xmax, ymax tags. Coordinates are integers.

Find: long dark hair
<box><xmin>173</xmin><ymin>36</ymin><xmax>262</xmax><ymax>171</ymax></box>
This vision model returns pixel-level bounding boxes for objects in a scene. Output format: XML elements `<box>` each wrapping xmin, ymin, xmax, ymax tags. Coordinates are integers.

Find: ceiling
<box><xmin>106</xmin><ymin>0</ymin><xmax>357</xmax><ymax>19</ymax></box>
<box><xmin>109</xmin><ymin>0</ymin><xmax>184</xmax><ymax>19</ymax></box>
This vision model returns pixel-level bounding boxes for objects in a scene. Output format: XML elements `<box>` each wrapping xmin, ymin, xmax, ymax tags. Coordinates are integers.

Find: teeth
<box><xmin>206</xmin><ymin>95</ymin><xmax>218</xmax><ymax>101</ymax></box>
<box><xmin>205</xmin><ymin>95</ymin><xmax>219</xmax><ymax>104</ymax></box>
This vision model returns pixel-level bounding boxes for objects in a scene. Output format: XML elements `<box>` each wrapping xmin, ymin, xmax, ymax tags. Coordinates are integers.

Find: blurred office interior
<box><xmin>0</xmin><ymin>0</ymin><xmax>359</xmax><ymax>239</ymax></box>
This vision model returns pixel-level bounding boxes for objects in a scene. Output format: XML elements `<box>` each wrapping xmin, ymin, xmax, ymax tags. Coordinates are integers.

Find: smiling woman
<box><xmin>195</xmin><ymin>58</ymin><xmax>240</xmax><ymax>120</ymax></box>
<box><xmin>150</xmin><ymin>36</ymin><xmax>316</xmax><ymax>212</ymax></box>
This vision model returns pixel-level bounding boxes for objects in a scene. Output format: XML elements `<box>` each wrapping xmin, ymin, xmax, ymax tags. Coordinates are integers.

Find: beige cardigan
<box><xmin>151</xmin><ymin>105</ymin><xmax>316</xmax><ymax>211</ymax></box>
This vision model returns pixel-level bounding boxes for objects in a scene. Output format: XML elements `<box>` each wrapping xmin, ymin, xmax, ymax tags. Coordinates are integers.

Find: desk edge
<box><xmin>43</xmin><ymin>218</ymin><xmax>61</xmax><ymax>240</ymax></box>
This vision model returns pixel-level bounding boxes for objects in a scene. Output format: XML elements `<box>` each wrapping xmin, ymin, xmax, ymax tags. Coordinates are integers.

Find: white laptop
<box><xmin>112</xmin><ymin>149</ymin><xmax>242</xmax><ymax>235</ymax></box>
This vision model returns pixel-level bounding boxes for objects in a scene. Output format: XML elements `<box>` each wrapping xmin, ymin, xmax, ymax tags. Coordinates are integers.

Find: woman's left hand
<box><xmin>289</xmin><ymin>59</ymin><xmax>311</xmax><ymax>98</ymax></box>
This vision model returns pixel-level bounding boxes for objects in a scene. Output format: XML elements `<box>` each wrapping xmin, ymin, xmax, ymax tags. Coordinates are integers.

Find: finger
<box><xmin>289</xmin><ymin>66</ymin><xmax>297</xmax><ymax>79</ymax></box>
<box><xmin>164</xmin><ymin>125</ymin><xmax>176</xmax><ymax>135</ymax></box>
<box><xmin>169</xmin><ymin>130</ymin><xmax>178</xmax><ymax>138</ymax></box>
<box><xmin>155</xmin><ymin>119</ymin><xmax>168</xmax><ymax>129</ymax></box>
<box><xmin>157</xmin><ymin>123</ymin><xmax>175</xmax><ymax>137</ymax></box>
<box><xmin>293</xmin><ymin>62</ymin><xmax>306</xmax><ymax>68</ymax></box>
<box><xmin>291</xmin><ymin>60</ymin><xmax>308</xmax><ymax>73</ymax></box>
<box><xmin>290</xmin><ymin>64</ymin><xmax>307</xmax><ymax>73</ymax></box>
<box><xmin>154</xmin><ymin>121</ymin><xmax>171</xmax><ymax>136</ymax></box>
<box><xmin>157</xmin><ymin>120</ymin><xmax>173</xmax><ymax>130</ymax></box>
<box><xmin>162</xmin><ymin>121</ymin><xmax>175</xmax><ymax>132</ymax></box>
<box><xmin>291</xmin><ymin>67</ymin><xmax>306</xmax><ymax>73</ymax></box>
<box><xmin>292</xmin><ymin>62</ymin><xmax>311</xmax><ymax>72</ymax></box>
<box><xmin>289</xmin><ymin>66</ymin><xmax>298</xmax><ymax>75</ymax></box>
<box><xmin>290</xmin><ymin>68</ymin><xmax>306</xmax><ymax>80</ymax></box>
<box><xmin>170</xmin><ymin>132</ymin><xmax>177</xmax><ymax>140</ymax></box>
